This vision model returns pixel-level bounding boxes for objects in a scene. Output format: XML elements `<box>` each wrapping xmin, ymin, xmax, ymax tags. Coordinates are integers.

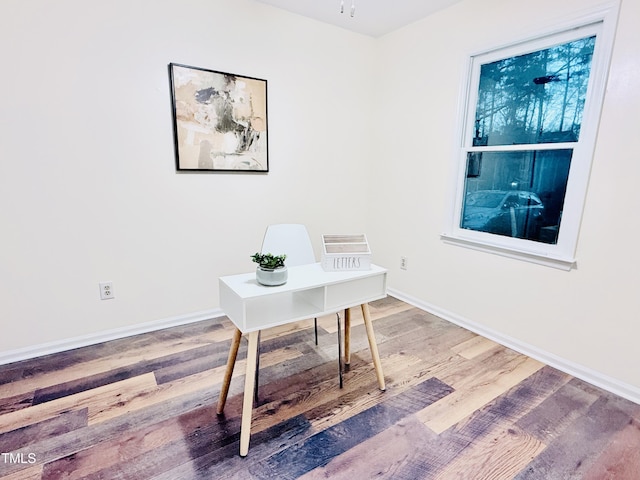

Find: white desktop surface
<box><xmin>219</xmin><ymin>263</ymin><xmax>387</xmax><ymax>333</ymax></box>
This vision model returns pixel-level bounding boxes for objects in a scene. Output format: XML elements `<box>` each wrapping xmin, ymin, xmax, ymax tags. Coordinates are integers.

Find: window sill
<box><xmin>440</xmin><ymin>233</ymin><xmax>576</xmax><ymax>271</ymax></box>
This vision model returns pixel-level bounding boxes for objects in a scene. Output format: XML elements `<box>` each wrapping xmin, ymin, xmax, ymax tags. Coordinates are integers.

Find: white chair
<box><xmin>253</xmin><ymin>224</ymin><xmax>321</xmax><ymax>401</ymax></box>
<box><xmin>261</xmin><ymin>224</ymin><xmax>316</xmax><ymax>268</ymax></box>
<box><xmin>260</xmin><ymin>223</ymin><xmax>319</xmax><ymax>342</ymax></box>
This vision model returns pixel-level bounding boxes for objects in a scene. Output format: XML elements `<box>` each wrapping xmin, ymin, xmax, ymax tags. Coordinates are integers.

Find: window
<box><xmin>442</xmin><ymin>6</ymin><xmax>618</xmax><ymax>270</ymax></box>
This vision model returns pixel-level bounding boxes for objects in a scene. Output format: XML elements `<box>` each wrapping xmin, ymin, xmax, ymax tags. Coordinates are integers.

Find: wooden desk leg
<box><xmin>240</xmin><ymin>330</ymin><xmax>260</xmax><ymax>457</ymax></box>
<box><xmin>344</xmin><ymin>308</ymin><xmax>351</xmax><ymax>367</ymax></box>
<box><xmin>360</xmin><ymin>303</ymin><xmax>386</xmax><ymax>391</ymax></box>
<box><xmin>216</xmin><ymin>327</ymin><xmax>242</xmax><ymax>415</ymax></box>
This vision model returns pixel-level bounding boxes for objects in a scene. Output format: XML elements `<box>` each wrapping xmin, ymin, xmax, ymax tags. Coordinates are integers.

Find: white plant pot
<box><xmin>256</xmin><ymin>266</ymin><xmax>288</xmax><ymax>286</ymax></box>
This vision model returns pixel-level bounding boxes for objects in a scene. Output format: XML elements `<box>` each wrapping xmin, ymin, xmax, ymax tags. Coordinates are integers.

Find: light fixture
<box><xmin>340</xmin><ymin>0</ymin><xmax>355</xmax><ymax>17</ymax></box>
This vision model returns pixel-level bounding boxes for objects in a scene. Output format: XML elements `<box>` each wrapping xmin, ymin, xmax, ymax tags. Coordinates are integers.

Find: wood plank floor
<box><xmin>1</xmin><ymin>296</ymin><xmax>639</xmax><ymax>479</ymax></box>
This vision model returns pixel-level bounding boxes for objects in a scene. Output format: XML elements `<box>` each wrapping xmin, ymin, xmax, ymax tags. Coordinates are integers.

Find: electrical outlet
<box><xmin>400</xmin><ymin>256</ymin><xmax>408</xmax><ymax>270</ymax></box>
<box><xmin>99</xmin><ymin>282</ymin><xmax>115</xmax><ymax>300</ymax></box>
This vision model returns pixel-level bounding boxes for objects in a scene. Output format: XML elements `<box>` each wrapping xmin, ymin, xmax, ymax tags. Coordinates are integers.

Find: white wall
<box><xmin>0</xmin><ymin>0</ymin><xmax>375</xmax><ymax>352</ymax></box>
<box><xmin>368</xmin><ymin>0</ymin><xmax>640</xmax><ymax>397</ymax></box>
<box><xmin>2</xmin><ymin>0</ymin><xmax>640</xmax><ymax>401</ymax></box>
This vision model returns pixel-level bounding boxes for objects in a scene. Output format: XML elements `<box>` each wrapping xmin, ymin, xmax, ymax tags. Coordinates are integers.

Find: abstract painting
<box><xmin>169</xmin><ymin>63</ymin><xmax>268</xmax><ymax>172</ymax></box>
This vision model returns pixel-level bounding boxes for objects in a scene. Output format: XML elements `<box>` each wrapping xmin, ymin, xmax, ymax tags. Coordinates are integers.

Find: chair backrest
<box><xmin>261</xmin><ymin>224</ymin><xmax>316</xmax><ymax>267</ymax></box>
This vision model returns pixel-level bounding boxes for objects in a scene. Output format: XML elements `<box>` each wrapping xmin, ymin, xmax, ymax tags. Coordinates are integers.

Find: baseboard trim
<box><xmin>388</xmin><ymin>288</ymin><xmax>640</xmax><ymax>406</ymax></box>
<box><xmin>0</xmin><ymin>308</ymin><xmax>225</xmax><ymax>366</ymax></box>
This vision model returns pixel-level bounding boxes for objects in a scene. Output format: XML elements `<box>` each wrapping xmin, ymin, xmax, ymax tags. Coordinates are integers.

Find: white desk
<box><xmin>216</xmin><ymin>263</ymin><xmax>387</xmax><ymax>456</ymax></box>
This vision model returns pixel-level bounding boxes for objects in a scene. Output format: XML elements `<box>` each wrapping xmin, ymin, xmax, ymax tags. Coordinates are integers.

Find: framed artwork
<box><xmin>168</xmin><ymin>63</ymin><xmax>268</xmax><ymax>172</ymax></box>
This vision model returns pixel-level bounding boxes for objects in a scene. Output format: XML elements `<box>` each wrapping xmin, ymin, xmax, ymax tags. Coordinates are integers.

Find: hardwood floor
<box><xmin>1</xmin><ymin>296</ymin><xmax>639</xmax><ymax>479</ymax></box>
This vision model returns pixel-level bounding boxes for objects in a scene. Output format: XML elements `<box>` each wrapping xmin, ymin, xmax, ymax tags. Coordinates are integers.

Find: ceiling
<box><xmin>253</xmin><ymin>0</ymin><xmax>464</xmax><ymax>38</ymax></box>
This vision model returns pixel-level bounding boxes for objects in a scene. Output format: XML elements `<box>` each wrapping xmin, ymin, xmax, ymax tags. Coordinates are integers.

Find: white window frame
<box><xmin>441</xmin><ymin>4</ymin><xmax>619</xmax><ymax>270</ymax></box>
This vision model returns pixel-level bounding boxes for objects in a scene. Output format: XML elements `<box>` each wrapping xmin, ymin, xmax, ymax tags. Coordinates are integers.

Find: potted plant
<box><xmin>251</xmin><ymin>252</ymin><xmax>288</xmax><ymax>286</ymax></box>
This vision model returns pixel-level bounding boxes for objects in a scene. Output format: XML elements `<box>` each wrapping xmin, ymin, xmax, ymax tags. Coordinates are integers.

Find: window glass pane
<box><xmin>461</xmin><ymin>149</ymin><xmax>572</xmax><ymax>244</ymax></box>
<box><xmin>473</xmin><ymin>36</ymin><xmax>595</xmax><ymax>146</ymax></box>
